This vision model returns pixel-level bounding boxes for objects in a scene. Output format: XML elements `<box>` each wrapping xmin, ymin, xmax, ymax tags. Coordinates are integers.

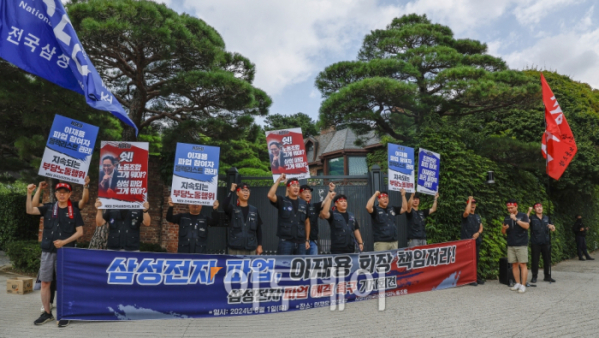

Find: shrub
<box><xmin>0</xmin><ymin>193</ymin><xmax>41</xmax><ymax>250</ymax></box>
<box><xmin>5</xmin><ymin>240</ymin><xmax>41</xmax><ymax>273</ymax></box>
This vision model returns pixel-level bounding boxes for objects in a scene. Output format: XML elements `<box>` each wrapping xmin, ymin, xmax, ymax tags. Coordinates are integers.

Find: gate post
<box><xmin>227</xmin><ymin>167</ymin><xmax>240</xmax><ymax>187</ymax></box>
<box><xmin>370</xmin><ymin>164</ymin><xmax>382</xmax><ymax>194</ymax></box>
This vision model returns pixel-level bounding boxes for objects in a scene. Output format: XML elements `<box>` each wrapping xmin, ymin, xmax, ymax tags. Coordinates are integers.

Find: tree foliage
<box><xmin>264</xmin><ymin>112</ymin><xmax>319</xmax><ymax>138</ymax></box>
<box><xmin>0</xmin><ymin>60</ymin><xmax>124</xmax><ymax>181</ymax></box>
<box><xmin>68</xmin><ymin>0</ymin><xmax>271</xmax><ymax>140</ymax></box>
<box><xmin>316</xmin><ymin>14</ymin><xmax>539</xmax><ymax>141</ymax></box>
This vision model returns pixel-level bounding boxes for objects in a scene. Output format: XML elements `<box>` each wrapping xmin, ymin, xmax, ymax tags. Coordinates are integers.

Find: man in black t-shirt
<box><xmin>222</xmin><ymin>183</ymin><xmax>264</xmax><ymax>255</ymax></box>
<box><xmin>267</xmin><ymin>174</ymin><xmax>310</xmax><ymax>255</ymax></box>
<box><xmin>501</xmin><ymin>199</ymin><xmax>530</xmax><ymax>293</ymax></box>
<box><xmin>320</xmin><ymin>192</ymin><xmax>364</xmax><ymax>254</ymax></box>
<box><xmin>26</xmin><ymin>182</ymin><xmax>84</xmax><ymax>328</ymax></box>
<box><xmin>461</xmin><ymin>196</ymin><xmax>484</xmax><ymax>285</ymax></box>
<box><xmin>300</xmin><ymin>182</ymin><xmax>335</xmax><ymax>255</ymax></box>
<box><xmin>401</xmin><ymin>192</ymin><xmax>439</xmax><ymax>248</ymax></box>
<box><xmin>526</xmin><ymin>203</ymin><xmax>556</xmax><ymax>283</ymax></box>
<box><xmin>572</xmin><ymin>215</ymin><xmax>594</xmax><ymax>260</ymax></box>
<box><xmin>166</xmin><ymin>197</ymin><xmax>219</xmax><ymax>253</ymax></box>
<box><xmin>366</xmin><ymin>189</ymin><xmax>402</xmax><ymax>251</ymax></box>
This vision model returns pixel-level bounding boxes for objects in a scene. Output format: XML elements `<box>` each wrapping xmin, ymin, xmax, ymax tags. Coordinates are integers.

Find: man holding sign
<box><xmin>166</xmin><ymin>197</ymin><xmax>220</xmax><ymax>254</ymax></box>
<box><xmin>26</xmin><ymin>182</ymin><xmax>84</xmax><ymax>328</ymax></box>
<box><xmin>402</xmin><ymin>192</ymin><xmax>439</xmax><ymax>248</ymax></box>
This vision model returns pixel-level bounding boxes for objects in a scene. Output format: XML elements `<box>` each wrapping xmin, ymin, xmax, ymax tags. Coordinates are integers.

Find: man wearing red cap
<box><xmin>26</xmin><ymin>182</ymin><xmax>84</xmax><ymax>327</ymax></box>
<box><xmin>320</xmin><ymin>192</ymin><xmax>365</xmax><ymax>254</ymax></box>
<box><xmin>501</xmin><ymin>199</ymin><xmax>530</xmax><ymax>293</ymax></box>
<box><xmin>366</xmin><ymin>190</ymin><xmax>401</xmax><ymax>251</ymax></box>
<box><xmin>29</xmin><ymin>177</ymin><xmax>91</xmax><ymax>315</ymax></box>
<box><xmin>527</xmin><ymin>203</ymin><xmax>556</xmax><ymax>283</ymax></box>
<box><xmin>222</xmin><ymin>182</ymin><xmax>264</xmax><ymax>255</ymax></box>
<box><xmin>461</xmin><ymin>196</ymin><xmax>484</xmax><ymax>285</ymax></box>
<box><xmin>268</xmin><ymin>174</ymin><xmax>310</xmax><ymax>255</ymax></box>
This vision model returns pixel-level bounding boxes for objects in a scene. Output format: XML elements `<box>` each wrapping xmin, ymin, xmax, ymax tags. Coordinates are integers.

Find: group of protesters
<box><xmin>25</xmin><ymin>172</ymin><xmax>595</xmax><ymax>327</ymax></box>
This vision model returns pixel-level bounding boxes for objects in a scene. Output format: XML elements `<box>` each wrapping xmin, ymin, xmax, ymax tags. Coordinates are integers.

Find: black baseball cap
<box><xmin>299</xmin><ymin>185</ymin><xmax>313</xmax><ymax>193</ymax></box>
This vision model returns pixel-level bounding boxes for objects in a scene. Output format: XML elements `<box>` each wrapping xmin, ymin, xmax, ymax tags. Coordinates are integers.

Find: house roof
<box><xmin>306</xmin><ymin>129</ymin><xmax>382</xmax><ymax>164</ymax></box>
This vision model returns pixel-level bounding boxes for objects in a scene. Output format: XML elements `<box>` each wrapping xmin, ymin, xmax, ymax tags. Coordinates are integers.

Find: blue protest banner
<box><xmin>56</xmin><ymin>240</ymin><xmax>475</xmax><ymax>321</ymax></box>
<box><xmin>38</xmin><ymin>114</ymin><xmax>99</xmax><ymax>185</ymax></box>
<box><xmin>417</xmin><ymin>148</ymin><xmax>441</xmax><ymax>195</ymax></box>
<box><xmin>171</xmin><ymin>143</ymin><xmax>220</xmax><ymax>206</ymax></box>
<box><xmin>0</xmin><ymin>0</ymin><xmax>138</xmax><ymax>134</ymax></box>
<box><xmin>387</xmin><ymin>143</ymin><xmax>415</xmax><ymax>193</ymax></box>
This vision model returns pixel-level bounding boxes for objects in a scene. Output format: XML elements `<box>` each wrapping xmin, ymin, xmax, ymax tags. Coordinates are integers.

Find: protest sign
<box><xmin>98</xmin><ymin>141</ymin><xmax>148</xmax><ymax>209</ymax></box>
<box><xmin>417</xmin><ymin>148</ymin><xmax>440</xmax><ymax>195</ymax></box>
<box><xmin>265</xmin><ymin>128</ymin><xmax>310</xmax><ymax>182</ymax></box>
<box><xmin>387</xmin><ymin>143</ymin><xmax>415</xmax><ymax>193</ymax></box>
<box><xmin>171</xmin><ymin>143</ymin><xmax>220</xmax><ymax>206</ymax></box>
<box><xmin>38</xmin><ymin>115</ymin><xmax>98</xmax><ymax>185</ymax></box>
<box><xmin>56</xmin><ymin>239</ymin><xmax>476</xmax><ymax>320</ymax></box>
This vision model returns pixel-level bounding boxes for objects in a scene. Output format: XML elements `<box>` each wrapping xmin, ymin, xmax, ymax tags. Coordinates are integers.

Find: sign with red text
<box><xmin>98</xmin><ymin>141</ymin><xmax>148</xmax><ymax>209</ymax></box>
<box><xmin>170</xmin><ymin>143</ymin><xmax>220</xmax><ymax>206</ymax></box>
<box><xmin>38</xmin><ymin>115</ymin><xmax>98</xmax><ymax>185</ymax></box>
<box><xmin>265</xmin><ymin>128</ymin><xmax>310</xmax><ymax>182</ymax></box>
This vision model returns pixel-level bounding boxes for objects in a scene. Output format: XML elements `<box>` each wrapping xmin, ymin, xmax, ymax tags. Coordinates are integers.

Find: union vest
<box><xmin>228</xmin><ymin>205</ymin><xmax>259</xmax><ymax>251</ymax></box>
<box><xmin>330</xmin><ymin>210</ymin><xmax>356</xmax><ymax>252</ymax></box>
<box><xmin>530</xmin><ymin>214</ymin><xmax>551</xmax><ymax>245</ymax></box>
<box><xmin>41</xmin><ymin>203</ymin><xmax>79</xmax><ymax>253</ymax></box>
<box><xmin>105</xmin><ymin>210</ymin><xmax>143</xmax><ymax>251</ymax></box>
<box><xmin>276</xmin><ymin>197</ymin><xmax>307</xmax><ymax>242</ymax></box>
<box><xmin>407</xmin><ymin>209</ymin><xmax>427</xmax><ymax>240</ymax></box>
<box><xmin>177</xmin><ymin>214</ymin><xmax>209</xmax><ymax>253</ymax></box>
<box><xmin>371</xmin><ymin>205</ymin><xmax>398</xmax><ymax>242</ymax></box>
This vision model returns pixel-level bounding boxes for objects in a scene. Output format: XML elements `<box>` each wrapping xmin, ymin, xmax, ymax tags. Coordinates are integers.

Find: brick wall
<box><xmin>38</xmin><ymin>156</ymin><xmax>181</xmax><ymax>252</ymax></box>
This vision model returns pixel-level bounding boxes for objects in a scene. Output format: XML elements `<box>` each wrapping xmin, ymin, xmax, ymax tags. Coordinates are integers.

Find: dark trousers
<box><xmin>576</xmin><ymin>235</ymin><xmax>591</xmax><ymax>258</ymax></box>
<box><xmin>475</xmin><ymin>241</ymin><xmax>480</xmax><ymax>280</ymax></box>
<box><xmin>531</xmin><ymin>243</ymin><xmax>551</xmax><ymax>278</ymax></box>
<box><xmin>50</xmin><ymin>269</ymin><xmax>56</xmax><ymax>304</ymax></box>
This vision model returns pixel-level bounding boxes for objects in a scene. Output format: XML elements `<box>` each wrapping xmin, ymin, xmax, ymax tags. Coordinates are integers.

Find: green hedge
<box><xmin>0</xmin><ymin>193</ymin><xmax>40</xmax><ymax>250</ymax></box>
<box><xmin>5</xmin><ymin>240</ymin><xmax>42</xmax><ymax>273</ymax></box>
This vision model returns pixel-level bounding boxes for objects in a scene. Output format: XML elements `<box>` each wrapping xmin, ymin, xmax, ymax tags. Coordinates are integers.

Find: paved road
<box><xmin>2</xmin><ymin>252</ymin><xmax>598</xmax><ymax>338</ymax></box>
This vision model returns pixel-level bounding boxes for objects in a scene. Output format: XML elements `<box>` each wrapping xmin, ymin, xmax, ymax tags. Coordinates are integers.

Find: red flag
<box><xmin>540</xmin><ymin>73</ymin><xmax>577</xmax><ymax>180</ymax></box>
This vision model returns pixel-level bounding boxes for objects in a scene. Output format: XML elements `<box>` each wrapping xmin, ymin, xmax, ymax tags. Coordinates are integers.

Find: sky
<box><xmin>157</xmin><ymin>0</ymin><xmax>599</xmax><ymax>123</ymax></box>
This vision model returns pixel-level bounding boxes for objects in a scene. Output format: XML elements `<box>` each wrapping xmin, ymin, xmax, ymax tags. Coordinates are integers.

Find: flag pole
<box><xmin>545</xmin><ymin>120</ymin><xmax>553</xmax><ymax>285</ymax></box>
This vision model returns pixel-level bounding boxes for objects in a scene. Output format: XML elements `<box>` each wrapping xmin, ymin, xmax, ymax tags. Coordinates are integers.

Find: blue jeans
<box><xmin>277</xmin><ymin>239</ymin><xmax>307</xmax><ymax>255</ymax></box>
<box><xmin>307</xmin><ymin>240</ymin><xmax>318</xmax><ymax>255</ymax></box>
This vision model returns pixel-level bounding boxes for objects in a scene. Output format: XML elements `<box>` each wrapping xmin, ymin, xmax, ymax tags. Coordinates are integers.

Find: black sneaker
<box><xmin>586</xmin><ymin>257</ymin><xmax>595</xmax><ymax>260</ymax></box>
<box><xmin>34</xmin><ymin>312</ymin><xmax>54</xmax><ymax>325</ymax></box>
<box><xmin>544</xmin><ymin>277</ymin><xmax>556</xmax><ymax>282</ymax></box>
<box><xmin>579</xmin><ymin>258</ymin><xmax>586</xmax><ymax>261</ymax></box>
<box><xmin>469</xmin><ymin>282</ymin><xmax>478</xmax><ymax>286</ymax></box>
<box><xmin>477</xmin><ymin>279</ymin><xmax>485</xmax><ymax>285</ymax></box>
<box><xmin>531</xmin><ymin>277</ymin><xmax>537</xmax><ymax>283</ymax></box>
<box><xmin>57</xmin><ymin>320</ymin><xmax>70</xmax><ymax>328</ymax></box>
